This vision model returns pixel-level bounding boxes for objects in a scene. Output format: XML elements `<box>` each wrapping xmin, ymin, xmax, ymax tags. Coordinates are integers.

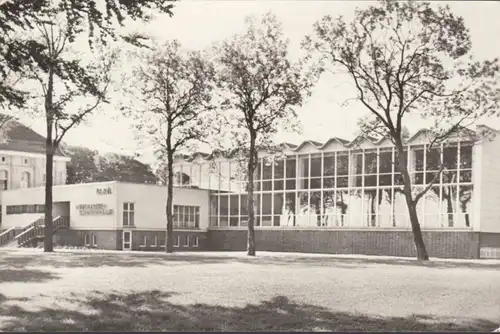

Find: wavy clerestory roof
<box><xmin>174</xmin><ymin>125</ymin><xmax>498</xmax><ymax>163</ymax></box>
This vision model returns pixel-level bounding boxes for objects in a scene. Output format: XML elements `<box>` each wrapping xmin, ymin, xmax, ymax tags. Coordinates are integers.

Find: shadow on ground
<box><xmin>0</xmin><ymin>249</ymin><xmax>500</xmax><ymax>270</ymax></box>
<box><xmin>0</xmin><ymin>269</ymin><xmax>59</xmax><ymax>283</ymax></box>
<box><xmin>0</xmin><ymin>291</ymin><xmax>496</xmax><ymax>332</ymax></box>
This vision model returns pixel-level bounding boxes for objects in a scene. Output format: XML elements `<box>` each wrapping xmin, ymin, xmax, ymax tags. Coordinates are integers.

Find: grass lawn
<box><xmin>0</xmin><ymin>248</ymin><xmax>499</xmax><ymax>332</ymax></box>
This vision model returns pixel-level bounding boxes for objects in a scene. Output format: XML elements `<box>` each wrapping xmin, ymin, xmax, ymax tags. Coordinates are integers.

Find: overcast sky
<box><xmin>16</xmin><ymin>0</ymin><xmax>500</xmax><ymax>165</ymax></box>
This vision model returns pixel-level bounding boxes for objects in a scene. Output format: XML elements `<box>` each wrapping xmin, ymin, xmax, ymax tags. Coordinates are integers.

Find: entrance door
<box><xmin>123</xmin><ymin>231</ymin><xmax>132</xmax><ymax>250</ymax></box>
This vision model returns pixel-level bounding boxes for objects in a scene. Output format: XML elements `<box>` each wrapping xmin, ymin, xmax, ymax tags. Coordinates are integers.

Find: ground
<box><xmin>0</xmin><ymin>249</ymin><xmax>499</xmax><ymax>332</ymax></box>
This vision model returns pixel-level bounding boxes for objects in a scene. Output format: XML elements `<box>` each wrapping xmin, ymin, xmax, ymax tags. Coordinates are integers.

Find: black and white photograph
<box><xmin>0</xmin><ymin>0</ymin><xmax>499</xmax><ymax>331</ymax></box>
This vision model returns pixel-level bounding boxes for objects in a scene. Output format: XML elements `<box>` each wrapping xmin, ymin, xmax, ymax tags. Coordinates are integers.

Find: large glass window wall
<box><xmin>174</xmin><ymin>141</ymin><xmax>474</xmax><ymax>229</ymax></box>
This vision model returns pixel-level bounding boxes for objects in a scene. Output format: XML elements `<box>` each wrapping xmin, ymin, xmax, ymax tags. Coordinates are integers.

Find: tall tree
<box><xmin>21</xmin><ymin>9</ymin><xmax>116</xmax><ymax>252</ymax></box>
<box><xmin>65</xmin><ymin>146</ymin><xmax>100</xmax><ymax>184</ymax></box>
<box><xmin>66</xmin><ymin>147</ymin><xmax>157</xmax><ymax>184</ymax></box>
<box><xmin>304</xmin><ymin>0</ymin><xmax>500</xmax><ymax>260</ymax></box>
<box><xmin>216</xmin><ymin>13</ymin><xmax>317</xmax><ymax>256</ymax></box>
<box><xmin>0</xmin><ymin>0</ymin><xmax>174</xmax><ymax>108</ymax></box>
<box><xmin>96</xmin><ymin>153</ymin><xmax>157</xmax><ymax>184</ymax></box>
<box><xmin>124</xmin><ymin>40</ymin><xmax>215</xmax><ymax>253</ymax></box>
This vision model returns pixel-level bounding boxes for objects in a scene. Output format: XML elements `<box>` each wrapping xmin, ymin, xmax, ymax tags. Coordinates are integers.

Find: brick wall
<box><xmin>207</xmin><ymin>229</ymin><xmax>480</xmax><ymax>259</ymax></box>
<box><xmin>55</xmin><ymin>229</ymin><xmax>208</xmax><ymax>251</ymax></box>
<box><xmin>55</xmin><ymin>229</ymin><xmax>120</xmax><ymax>250</ymax></box>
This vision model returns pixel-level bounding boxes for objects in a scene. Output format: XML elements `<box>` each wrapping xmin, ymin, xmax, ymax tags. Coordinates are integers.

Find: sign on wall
<box><xmin>96</xmin><ymin>187</ymin><xmax>112</xmax><ymax>195</ymax></box>
<box><xmin>76</xmin><ymin>204</ymin><xmax>114</xmax><ymax>216</ymax></box>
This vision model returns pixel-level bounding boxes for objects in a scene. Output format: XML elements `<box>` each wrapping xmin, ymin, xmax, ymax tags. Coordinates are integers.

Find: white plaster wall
<box><xmin>1</xmin><ymin>181</ymin><xmax>118</xmax><ymax>230</ymax></box>
<box><xmin>478</xmin><ymin>134</ymin><xmax>500</xmax><ymax>232</ymax></box>
<box><xmin>116</xmin><ymin>183</ymin><xmax>210</xmax><ymax>230</ymax></box>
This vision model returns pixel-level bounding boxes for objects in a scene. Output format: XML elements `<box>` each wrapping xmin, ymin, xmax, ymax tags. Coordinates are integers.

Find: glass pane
<box><xmin>123</xmin><ymin>213</ymin><xmax>128</xmax><ymax>226</ymax></box>
<box><xmin>285</xmin><ymin>193</ymin><xmax>296</xmax><ymax>217</ymax></box>
<box><xmin>124</xmin><ymin>232</ymin><xmax>130</xmax><ymax>242</ymax></box>
<box><xmin>229</xmin><ymin>217</ymin><xmax>239</xmax><ymax>227</ymax></box>
<box><xmin>262</xmin><ymin>194</ymin><xmax>272</xmax><ymax>215</ymax></box>
<box><xmin>285</xmin><ymin>179</ymin><xmax>296</xmax><ymax>190</ymax></box>
<box><xmin>379</xmin><ymin>174</ymin><xmax>392</xmax><ymax>186</ymax></box>
<box><xmin>442</xmin><ymin>171</ymin><xmax>458</xmax><ymax>184</ymax></box>
<box><xmin>379</xmin><ymin>150</ymin><xmax>393</xmax><ymax>174</ymax></box>
<box><xmin>337</xmin><ymin>155</ymin><xmax>349</xmax><ymax>176</ymax></box>
<box><xmin>460</xmin><ymin>170</ymin><xmax>472</xmax><ymax>183</ymax></box>
<box><xmin>364</xmin><ymin>152</ymin><xmax>377</xmax><ymax>174</ymax></box>
<box><xmin>274</xmin><ymin>180</ymin><xmax>284</xmax><ymax>191</ymax></box>
<box><xmin>460</xmin><ymin>144</ymin><xmax>472</xmax><ymax>169</ymax></box>
<box><xmin>310</xmin><ymin>178</ymin><xmax>321</xmax><ymax>189</ymax></box>
<box><xmin>364</xmin><ymin>175</ymin><xmax>377</xmax><ymax>187</ymax></box>
<box><xmin>299</xmin><ymin>178</ymin><xmax>309</xmax><ymax>189</ymax></box>
<box><xmin>285</xmin><ymin>159</ymin><xmax>296</xmax><ymax>178</ymax></box>
<box><xmin>129</xmin><ymin>213</ymin><xmax>135</xmax><ymax>226</ymax></box>
<box><xmin>274</xmin><ymin>193</ymin><xmax>284</xmax><ymax>214</ymax></box>
<box><xmin>262</xmin><ymin>159</ymin><xmax>273</xmax><ymax>180</ymax></box>
<box><xmin>443</xmin><ymin>145</ymin><xmax>458</xmax><ymax>169</ymax></box>
<box><xmin>274</xmin><ymin>160</ymin><xmax>284</xmax><ymax>179</ymax></box>
<box><xmin>413</xmin><ymin>149</ymin><xmax>424</xmax><ymax>171</ymax></box>
<box><xmin>262</xmin><ymin>180</ymin><xmax>272</xmax><ymax>191</ymax></box>
<box><xmin>323</xmin><ymin>177</ymin><xmax>335</xmax><ymax>189</ymax></box>
<box><xmin>426</xmin><ymin>148</ymin><xmax>441</xmax><ymax>171</ymax></box>
<box><xmin>299</xmin><ymin>157</ymin><xmax>309</xmax><ymax>178</ymax></box>
<box><xmin>310</xmin><ymin>156</ymin><xmax>322</xmax><ymax>177</ymax></box>
<box><xmin>229</xmin><ymin>195</ymin><xmax>239</xmax><ymax>216</ymax></box>
<box><xmin>240</xmin><ymin>194</ymin><xmax>249</xmax><ymax>216</ymax></box>
<box><xmin>219</xmin><ymin>196</ymin><xmax>229</xmax><ymax>216</ymax></box>
<box><xmin>323</xmin><ymin>155</ymin><xmax>335</xmax><ymax>176</ymax></box>
<box><xmin>354</xmin><ymin>154</ymin><xmax>363</xmax><ymax>174</ymax></box>
<box><xmin>337</xmin><ymin>177</ymin><xmax>348</xmax><ymax>188</ymax></box>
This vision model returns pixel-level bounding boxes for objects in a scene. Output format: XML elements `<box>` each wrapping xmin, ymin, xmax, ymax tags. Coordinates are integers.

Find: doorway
<box><xmin>123</xmin><ymin>230</ymin><xmax>132</xmax><ymax>250</ymax></box>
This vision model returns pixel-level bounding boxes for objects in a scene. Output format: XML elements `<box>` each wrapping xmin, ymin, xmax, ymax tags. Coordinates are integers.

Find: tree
<box><xmin>96</xmin><ymin>153</ymin><xmax>157</xmax><ymax>184</ymax></box>
<box><xmin>20</xmin><ymin>8</ymin><xmax>117</xmax><ymax>253</ymax></box>
<box><xmin>304</xmin><ymin>0</ymin><xmax>500</xmax><ymax>260</ymax></box>
<box><xmin>216</xmin><ymin>13</ymin><xmax>317</xmax><ymax>256</ymax></box>
<box><xmin>124</xmin><ymin>40</ymin><xmax>216</xmax><ymax>253</ymax></box>
<box><xmin>65</xmin><ymin>146</ymin><xmax>100</xmax><ymax>184</ymax></box>
<box><xmin>0</xmin><ymin>0</ymin><xmax>174</xmax><ymax>108</ymax></box>
<box><xmin>66</xmin><ymin>146</ymin><xmax>157</xmax><ymax>184</ymax></box>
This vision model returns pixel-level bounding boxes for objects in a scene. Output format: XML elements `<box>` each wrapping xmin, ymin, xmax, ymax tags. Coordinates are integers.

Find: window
<box><xmin>1</xmin><ymin>157</ymin><xmax>5</xmax><ymax>162</ymax></box>
<box><xmin>20</xmin><ymin>171</ymin><xmax>31</xmax><ymax>188</ymax></box>
<box><xmin>159</xmin><ymin>235</ymin><xmax>166</xmax><ymax>247</ymax></box>
<box><xmin>171</xmin><ymin>205</ymin><xmax>200</xmax><ymax>228</ymax></box>
<box><xmin>84</xmin><ymin>233</ymin><xmax>90</xmax><ymax>246</ymax></box>
<box><xmin>183</xmin><ymin>235</ymin><xmax>189</xmax><ymax>247</ymax></box>
<box><xmin>24</xmin><ymin>158</ymin><xmax>28</xmax><ymax>164</ymax></box>
<box><xmin>123</xmin><ymin>202</ymin><xmax>135</xmax><ymax>226</ymax></box>
<box><xmin>192</xmin><ymin>236</ymin><xmax>199</xmax><ymax>247</ymax></box>
<box><xmin>92</xmin><ymin>234</ymin><xmax>97</xmax><ymax>247</ymax></box>
<box><xmin>174</xmin><ymin>236</ymin><xmax>180</xmax><ymax>247</ymax></box>
<box><xmin>152</xmin><ymin>236</ymin><xmax>158</xmax><ymax>247</ymax></box>
<box><xmin>140</xmin><ymin>235</ymin><xmax>147</xmax><ymax>248</ymax></box>
<box><xmin>0</xmin><ymin>170</ymin><xmax>8</xmax><ymax>190</ymax></box>
<box><xmin>84</xmin><ymin>233</ymin><xmax>97</xmax><ymax>247</ymax></box>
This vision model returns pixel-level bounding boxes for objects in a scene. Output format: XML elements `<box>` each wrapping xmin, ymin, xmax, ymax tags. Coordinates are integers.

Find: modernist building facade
<box><xmin>169</xmin><ymin>125</ymin><xmax>500</xmax><ymax>259</ymax></box>
<box><xmin>0</xmin><ymin>114</ymin><xmax>499</xmax><ymax>259</ymax></box>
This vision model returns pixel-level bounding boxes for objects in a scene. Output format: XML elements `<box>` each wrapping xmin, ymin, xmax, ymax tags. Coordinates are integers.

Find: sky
<box><xmin>15</xmin><ymin>0</ymin><xmax>500</xmax><ymax>165</ymax></box>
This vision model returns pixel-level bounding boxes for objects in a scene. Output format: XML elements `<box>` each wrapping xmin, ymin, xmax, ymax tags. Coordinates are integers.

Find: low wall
<box><xmin>54</xmin><ymin>229</ymin><xmax>208</xmax><ymax>251</ymax></box>
<box><xmin>207</xmin><ymin>229</ymin><xmax>480</xmax><ymax>259</ymax></box>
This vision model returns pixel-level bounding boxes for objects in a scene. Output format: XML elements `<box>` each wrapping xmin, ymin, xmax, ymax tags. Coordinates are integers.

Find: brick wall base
<box><xmin>54</xmin><ymin>229</ymin><xmax>208</xmax><ymax>251</ymax></box>
<box><xmin>207</xmin><ymin>229</ymin><xmax>480</xmax><ymax>259</ymax></box>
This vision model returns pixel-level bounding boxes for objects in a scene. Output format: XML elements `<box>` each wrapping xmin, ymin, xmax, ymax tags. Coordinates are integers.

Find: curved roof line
<box><xmin>173</xmin><ymin>126</ymin><xmax>492</xmax><ymax>162</ymax></box>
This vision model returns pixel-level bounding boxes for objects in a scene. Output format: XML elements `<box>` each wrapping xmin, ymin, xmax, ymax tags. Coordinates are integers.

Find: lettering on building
<box><xmin>96</xmin><ymin>187</ymin><xmax>112</xmax><ymax>195</ymax></box>
<box><xmin>76</xmin><ymin>204</ymin><xmax>114</xmax><ymax>216</ymax></box>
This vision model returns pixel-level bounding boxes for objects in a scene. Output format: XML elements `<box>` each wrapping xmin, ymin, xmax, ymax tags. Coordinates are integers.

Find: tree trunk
<box><xmin>166</xmin><ymin>149</ymin><xmax>174</xmax><ymax>253</ymax></box>
<box><xmin>44</xmin><ymin>67</ymin><xmax>55</xmax><ymax>253</ymax></box>
<box><xmin>395</xmin><ymin>143</ymin><xmax>429</xmax><ymax>261</ymax></box>
<box><xmin>44</xmin><ymin>141</ymin><xmax>54</xmax><ymax>252</ymax></box>
<box><xmin>247</xmin><ymin>131</ymin><xmax>257</xmax><ymax>256</ymax></box>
